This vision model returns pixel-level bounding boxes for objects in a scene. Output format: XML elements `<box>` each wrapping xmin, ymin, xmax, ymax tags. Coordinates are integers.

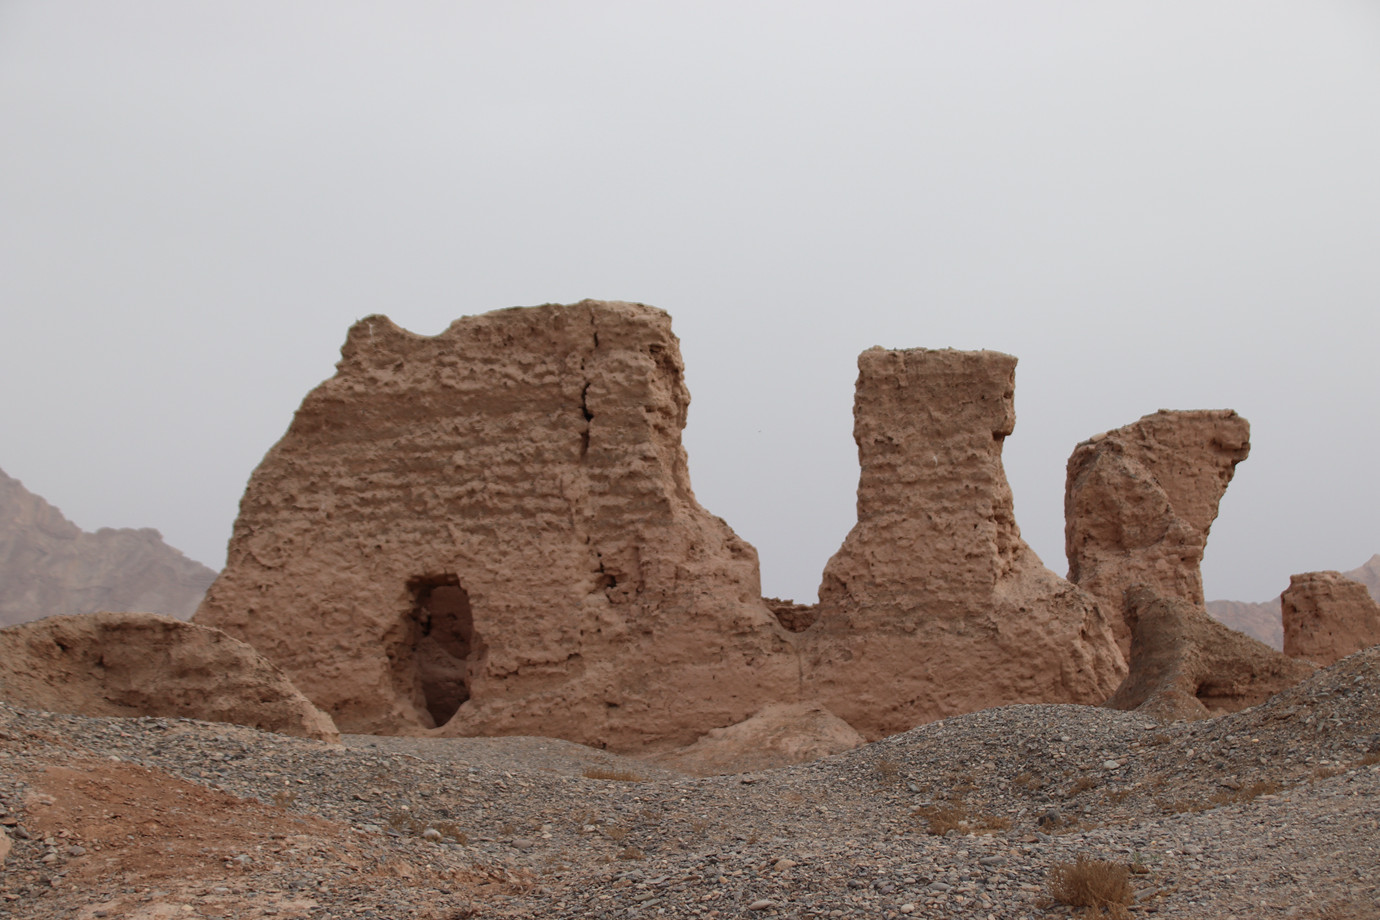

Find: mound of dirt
<box><xmin>0</xmin><ymin>611</ymin><xmax>338</xmax><ymax>741</ymax></box>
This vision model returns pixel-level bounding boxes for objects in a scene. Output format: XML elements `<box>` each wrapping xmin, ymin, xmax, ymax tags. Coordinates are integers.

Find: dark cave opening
<box><xmin>406</xmin><ymin>574</ymin><xmax>475</xmax><ymax>728</ymax></box>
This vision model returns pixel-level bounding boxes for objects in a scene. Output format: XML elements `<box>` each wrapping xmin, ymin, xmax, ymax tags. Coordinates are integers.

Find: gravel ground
<box><xmin>2</xmin><ymin>647</ymin><xmax>1378</xmax><ymax>919</ymax></box>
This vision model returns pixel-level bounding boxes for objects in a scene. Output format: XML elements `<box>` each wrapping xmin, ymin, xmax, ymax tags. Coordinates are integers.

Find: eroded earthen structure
<box><xmin>196</xmin><ymin>302</ymin><xmax>798</xmax><ymax>750</ymax></box>
<box><xmin>646</xmin><ymin>702</ymin><xmax>865</xmax><ymax>776</ymax></box>
<box><xmin>803</xmin><ymin>348</ymin><xmax>1125</xmax><ymax>738</ymax></box>
<box><xmin>1281</xmin><ymin>571</ymin><xmax>1380</xmax><ymax>666</ymax></box>
<box><xmin>0</xmin><ymin>612</ymin><xmax>338</xmax><ymax>740</ymax></box>
<box><xmin>1106</xmin><ymin>587</ymin><xmax>1315</xmax><ymax>721</ymax></box>
<box><xmin>1065</xmin><ymin>410</ymin><xmax>1251</xmax><ymax>652</ymax></box>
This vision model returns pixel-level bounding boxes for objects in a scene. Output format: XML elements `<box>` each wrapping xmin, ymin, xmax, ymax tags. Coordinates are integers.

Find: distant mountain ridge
<box><xmin>1207</xmin><ymin>555</ymin><xmax>1380</xmax><ymax>650</ymax></box>
<box><xmin>0</xmin><ymin>466</ymin><xmax>218</xmax><ymax>627</ymax></box>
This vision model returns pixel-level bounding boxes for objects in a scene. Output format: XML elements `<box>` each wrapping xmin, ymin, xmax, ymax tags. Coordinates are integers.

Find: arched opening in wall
<box><xmin>406</xmin><ymin>574</ymin><xmax>475</xmax><ymax>728</ymax></box>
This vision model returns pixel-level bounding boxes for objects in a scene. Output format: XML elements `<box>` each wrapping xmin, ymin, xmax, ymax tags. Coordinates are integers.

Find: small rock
<box><xmin>748</xmin><ymin>899</ymin><xmax>776</xmax><ymax>911</ymax></box>
<box><xmin>66</xmin><ymin>845</ymin><xmax>86</xmax><ymax>857</ymax></box>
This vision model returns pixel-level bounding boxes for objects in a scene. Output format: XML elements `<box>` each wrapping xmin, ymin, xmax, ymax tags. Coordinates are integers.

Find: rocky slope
<box><xmin>0</xmin><ymin>467</ymin><xmax>216</xmax><ymax>627</ymax></box>
<box><xmin>1</xmin><ymin>646</ymin><xmax>1377</xmax><ymax>919</ymax></box>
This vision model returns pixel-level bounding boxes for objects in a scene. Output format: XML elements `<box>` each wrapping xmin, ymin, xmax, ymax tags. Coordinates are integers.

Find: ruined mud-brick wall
<box><xmin>1106</xmin><ymin>586</ymin><xmax>1315</xmax><ymax>722</ymax></box>
<box><xmin>802</xmin><ymin>348</ymin><xmax>1125</xmax><ymax>738</ymax></box>
<box><xmin>195</xmin><ymin>301</ymin><xmax>797</xmax><ymax>751</ymax></box>
<box><xmin>1065</xmin><ymin>410</ymin><xmax>1251</xmax><ymax>651</ymax></box>
<box><xmin>1282</xmin><ymin>571</ymin><xmax>1380</xmax><ymax>667</ymax></box>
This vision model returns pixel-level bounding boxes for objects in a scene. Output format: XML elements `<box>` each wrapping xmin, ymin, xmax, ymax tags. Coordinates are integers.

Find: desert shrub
<box><xmin>1047</xmin><ymin>856</ymin><xmax>1134</xmax><ymax>919</ymax></box>
<box><xmin>911</xmin><ymin>802</ymin><xmax>1010</xmax><ymax>836</ymax></box>
<box><xmin>582</xmin><ymin>767</ymin><xmax>643</xmax><ymax>782</ymax></box>
<box><xmin>1208</xmin><ymin>779</ymin><xmax>1281</xmax><ymax>806</ymax></box>
<box><xmin>1067</xmin><ymin>775</ymin><xmax>1099</xmax><ymax>797</ymax></box>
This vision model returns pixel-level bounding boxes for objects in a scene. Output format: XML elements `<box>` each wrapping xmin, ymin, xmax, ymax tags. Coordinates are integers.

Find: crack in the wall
<box><xmin>579</xmin><ymin>382</ymin><xmax>593</xmax><ymax>459</ymax></box>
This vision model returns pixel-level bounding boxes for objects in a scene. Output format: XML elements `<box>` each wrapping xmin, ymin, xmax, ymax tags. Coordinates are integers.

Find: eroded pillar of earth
<box><xmin>803</xmin><ymin>347</ymin><xmax>1125</xmax><ymax>738</ymax></box>
<box><xmin>1065</xmin><ymin>410</ymin><xmax>1251</xmax><ymax>652</ymax></box>
<box><xmin>1282</xmin><ymin>571</ymin><xmax>1380</xmax><ymax>667</ymax></box>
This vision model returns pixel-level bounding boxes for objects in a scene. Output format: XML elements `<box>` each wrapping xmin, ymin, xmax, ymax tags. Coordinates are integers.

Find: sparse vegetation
<box><xmin>911</xmin><ymin>802</ymin><xmax>1010</xmax><ymax>836</ymax></box>
<box><xmin>1208</xmin><ymin>779</ymin><xmax>1282</xmax><ymax>806</ymax></box>
<box><xmin>1162</xmin><ymin>777</ymin><xmax>1285</xmax><ymax>814</ymax></box>
<box><xmin>1067</xmin><ymin>775</ymin><xmax>1099</xmax><ymax>797</ymax></box>
<box><xmin>582</xmin><ymin>767</ymin><xmax>644</xmax><ymax>782</ymax></box>
<box><xmin>384</xmin><ymin>810</ymin><xmax>468</xmax><ymax>844</ymax></box>
<box><xmin>1047</xmin><ymin>856</ymin><xmax>1135</xmax><ymax>920</ymax></box>
<box><xmin>617</xmin><ymin>845</ymin><xmax>646</xmax><ymax>860</ymax></box>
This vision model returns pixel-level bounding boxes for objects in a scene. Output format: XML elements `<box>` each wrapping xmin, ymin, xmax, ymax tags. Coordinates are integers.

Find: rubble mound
<box><xmin>1065</xmin><ymin>409</ymin><xmax>1251</xmax><ymax>651</ymax></box>
<box><xmin>1281</xmin><ymin>570</ymin><xmax>1380</xmax><ymax>666</ymax></box>
<box><xmin>1106</xmin><ymin>586</ymin><xmax>1315</xmax><ymax>721</ymax></box>
<box><xmin>0</xmin><ymin>466</ymin><xmax>217</xmax><ymax>627</ymax></box>
<box><xmin>0</xmin><ymin>611</ymin><xmax>338</xmax><ymax>740</ymax></box>
<box><xmin>646</xmin><ymin>702</ymin><xmax>865</xmax><ymax>776</ymax></box>
<box><xmin>195</xmin><ymin>301</ymin><xmax>796</xmax><ymax>751</ymax></box>
<box><xmin>804</xmin><ymin>347</ymin><xmax>1125</xmax><ymax>738</ymax></box>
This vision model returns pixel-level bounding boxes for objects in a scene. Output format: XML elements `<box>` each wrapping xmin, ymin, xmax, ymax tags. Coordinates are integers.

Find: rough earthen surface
<box><xmin>195</xmin><ymin>302</ymin><xmax>797</xmax><ymax>751</ymax></box>
<box><xmin>0</xmin><ymin>467</ymin><xmax>216</xmax><ymax>627</ymax></box>
<box><xmin>1281</xmin><ymin>570</ymin><xmax>1380</xmax><ymax>666</ymax></box>
<box><xmin>1107</xmin><ymin>586</ymin><xmax>1315</xmax><ymax>721</ymax></box>
<box><xmin>645</xmin><ymin>702</ymin><xmax>865</xmax><ymax>776</ymax></box>
<box><xmin>7</xmin><ymin>649</ymin><xmax>1380</xmax><ymax>919</ymax></box>
<box><xmin>1065</xmin><ymin>410</ymin><xmax>1251</xmax><ymax>652</ymax></box>
<box><xmin>0</xmin><ymin>612</ymin><xmax>338</xmax><ymax>741</ymax></box>
<box><xmin>804</xmin><ymin>348</ymin><xmax>1125</xmax><ymax>738</ymax></box>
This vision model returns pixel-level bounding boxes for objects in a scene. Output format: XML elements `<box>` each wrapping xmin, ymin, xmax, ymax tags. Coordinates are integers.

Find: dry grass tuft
<box><xmin>1298</xmin><ymin>898</ymin><xmax>1380</xmax><ymax>920</ymax></box>
<box><xmin>1047</xmin><ymin>856</ymin><xmax>1134</xmax><ymax>919</ymax></box>
<box><xmin>582</xmin><ymin>767</ymin><xmax>643</xmax><ymax>782</ymax></box>
<box><xmin>875</xmin><ymin>759</ymin><xmax>902</xmax><ymax>784</ymax></box>
<box><xmin>1067</xmin><ymin>775</ymin><xmax>1100</xmax><ymax>797</ymax></box>
<box><xmin>911</xmin><ymin>802</ymin><xmax>1010</xmax><ymax>836</ymax></box>
<box><xmin>1208</xmin><ymin>779</ymin><xmax>1282</xmax><ymax>806</ymax></box>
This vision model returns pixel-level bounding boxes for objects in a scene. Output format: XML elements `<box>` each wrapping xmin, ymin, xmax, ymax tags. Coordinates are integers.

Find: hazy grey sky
<box><xmin>2</xmin><ymin>2</ymin><xmax>1377</xmax><ymax>604</ymax></box>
